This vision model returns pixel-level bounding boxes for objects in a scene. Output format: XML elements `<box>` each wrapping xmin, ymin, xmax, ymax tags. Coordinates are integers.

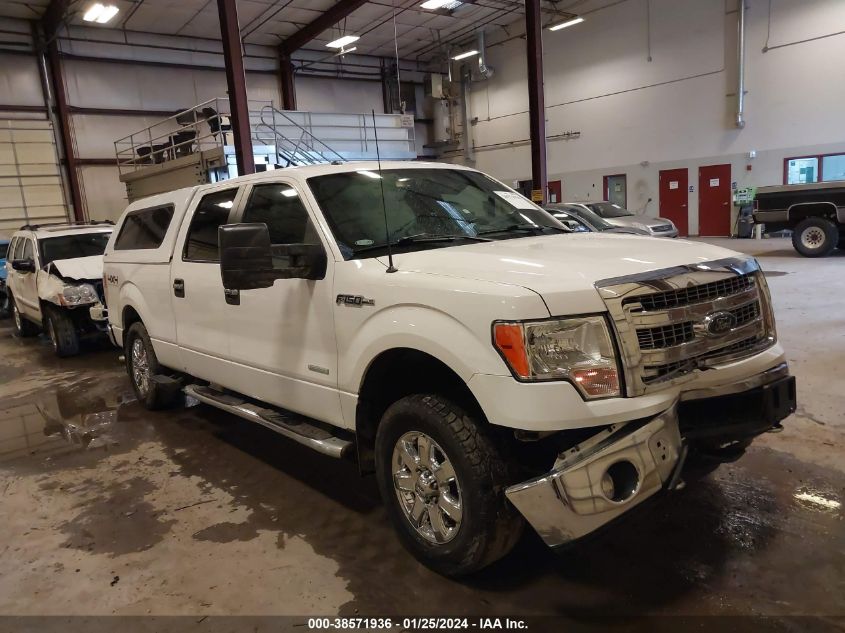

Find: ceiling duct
<box><xmin>476</xmin><ymin>30</ymin><xmax>494</xmax><ymax>80</ymax></box>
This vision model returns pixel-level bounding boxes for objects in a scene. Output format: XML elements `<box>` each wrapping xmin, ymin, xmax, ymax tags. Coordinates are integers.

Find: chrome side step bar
<box><xmin>184</xmin><ymin>384</ymin><xmax>352</xmax><ymax>459</ymax></box>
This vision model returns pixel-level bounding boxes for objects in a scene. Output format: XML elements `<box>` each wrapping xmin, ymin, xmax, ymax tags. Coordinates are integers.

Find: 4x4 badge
<box><xmin>336</xmin><ymin>294</ymin><xmax>375</xmax><ymax>307</ymax></box>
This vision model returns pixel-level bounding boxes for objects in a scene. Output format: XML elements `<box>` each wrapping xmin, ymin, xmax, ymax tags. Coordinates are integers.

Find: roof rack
<box><xmin>20</xmin><ymin>220</ymin><xmax>115</xmax><ymax>231</ymax></box>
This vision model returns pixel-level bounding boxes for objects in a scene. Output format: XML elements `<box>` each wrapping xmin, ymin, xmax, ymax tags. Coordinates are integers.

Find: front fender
<box><xmin>341</xmin><ymin>303</ymin><xmax>506</xmax><ymax>395</ymax></box>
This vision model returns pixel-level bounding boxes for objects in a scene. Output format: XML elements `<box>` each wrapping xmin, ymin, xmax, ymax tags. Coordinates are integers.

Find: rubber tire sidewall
<box><xmin>0</xmin><ymin>289</ymin><xmax>9</xmax><ymax>319</ymax></box>
<box><xmin>10</xmin><ymin>295</ymin><xmax>39</xmax><ymax>337</ymax></box>
<box><xmin>792</xmin><ymin>217</ymin><xmax>838</xmax><ymax>257</ymax></box>
<box><xmin>375</xmin><ymin>394</ymin><xmax>522</xmax><ymax>577</ymax></box>
<box><xmin>125</xmin><ymin>321</ymin><xmax>172</xmax><ymax>410</ymax></box>
<box><xmin>45</xmin><ymin>305</ymin><xmax>80</xmax><ymax>357</ymax></box>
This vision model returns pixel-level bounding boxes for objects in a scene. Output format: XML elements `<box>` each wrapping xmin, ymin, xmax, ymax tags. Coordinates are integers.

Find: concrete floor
<box><xmin>0</xmin><ymin>238</ymin><xmax>843</xmax><ymax>624</ymax></box>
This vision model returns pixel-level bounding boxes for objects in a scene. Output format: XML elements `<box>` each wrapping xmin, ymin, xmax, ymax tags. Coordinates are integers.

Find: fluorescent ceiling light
<box><xmin>548</xmin><ymin>16</ymin><xmax>584</xmax><ymax>31</ymax></box>
<box><xmin>451</xmin><ymin>49</ymin><xmax>478</xmax><ymax>61</ymax></box>
<box><xmin>280</xmin><ymin>188</ymin><xmax>298</xmax><ymax>197</ymax></box>
<box><xmin>420</xmin><ymin>0</ymin><xmax>462</xmax><ymax>9</ymax></box>
<box><xmin>217</xmin><ymin>200</ymin><xmax>234</xmax><ymax>209</ymax></box>
<box><xmin>83</xmin><ymin>3</ymin><xmax>119</xmax><ymax>23</ymax></box>
<box><xmin>326</xmin><ymin>35</ymin><xmax>360</xmax><ymax>49</ymax></box>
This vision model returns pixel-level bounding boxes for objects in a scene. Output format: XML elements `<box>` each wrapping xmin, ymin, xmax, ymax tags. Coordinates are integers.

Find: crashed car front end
<box><xmin>501</xmin><ymin>256</ymin><xmax>796</xmax><ymax>547</ymax></box>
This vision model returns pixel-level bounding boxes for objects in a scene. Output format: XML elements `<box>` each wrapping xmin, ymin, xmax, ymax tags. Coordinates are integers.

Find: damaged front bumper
<box><xmin>505</xmin><ymin>406</ymin><xmax>685</xmax><ymax>547</ymax></box>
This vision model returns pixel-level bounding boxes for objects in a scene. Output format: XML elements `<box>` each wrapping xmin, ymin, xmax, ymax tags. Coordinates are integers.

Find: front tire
<box><xmin>792</xmin><ymin>217</ymin><xmax>838</xmax><ymax>257</ymax></box>
<box><xmin>125</xmin><ymin>322</ymin><xmax>178</xmax><ymax>410</ymax></box>
<box><xmin>45</xmin><ymin>306</ymin><xmax>80</xmax><ymax>357</ymax></box>
<box><xmin>375</xmin><ymin>394</ymin><xmax>523</xmax><ymax>576</ymax></box>
<box><xmin>10</xmin><ymin>296</ymin><xmax>39</xmax><ymax>338</ymax></box>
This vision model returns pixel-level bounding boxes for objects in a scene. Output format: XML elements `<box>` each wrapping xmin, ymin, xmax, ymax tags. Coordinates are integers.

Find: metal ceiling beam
<box><xmin>279</xmin><ymin>52</ymin><xmax>296</xmax><ymax>110</ymax></box>
<box><xmin>279</xmin><ymin>0</ymin><xmax>369</xmax><ymax>55</ymax></box>
<box><xmin>524</xmin><ymin>0</ymin><xmax>547</xmax><ymax>205</ymax></box>
<box><xmin>217</xmin><ymin>0</ymin><xmax>255</xmax><ymax>176</ymax></box>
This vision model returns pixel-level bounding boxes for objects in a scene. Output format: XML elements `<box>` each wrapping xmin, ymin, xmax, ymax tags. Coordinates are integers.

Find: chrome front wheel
<box><xmin>131</xmin><ymin>337</ymin><xmax>151</xmax><ymax>397</ymax></box>
<box><xmin>392</xmin><ymin>431</ymin><xmax>463</xmax><ymax>544</ymax></box>
<box><xmin>800</xmin><ymin>226</ymin><xmax>825</xmax><ymax>249</ymax></box>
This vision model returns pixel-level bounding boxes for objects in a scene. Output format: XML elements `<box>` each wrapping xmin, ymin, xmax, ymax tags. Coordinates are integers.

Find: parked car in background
<box><xmin>753</xmin><ymin>181</ymin><xmax>845</xmax><ymax>257</ymax></box>
<box><xmin>5</xmin><ymin>223</ymin><xmax>112</xmax><ymax>356</ymax></box>
<box><xmin>0</xmin><ymin>238</ymin><xmax>9</xmax><ymax>318</ymax></box>
<box><xmin>546</xmin><ymin>203</ymin><xmax>651</xmax><ymax>235</ymax></box>
<box><xmin>568</xmin><ymin>201</ymin><xmax>679</xmax><ymax>237</ymax></box>
<box><xmin>105</xmin><ymin>162</ymin><xmax>794</xmax><ymax>576</ymax></box>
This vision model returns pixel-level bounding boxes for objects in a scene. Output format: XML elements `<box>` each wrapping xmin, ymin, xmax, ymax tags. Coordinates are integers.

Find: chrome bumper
<box><xmin>505</xmin><ymin>406</ymin><xmax>683</xmax><ymax>547</ymax></box>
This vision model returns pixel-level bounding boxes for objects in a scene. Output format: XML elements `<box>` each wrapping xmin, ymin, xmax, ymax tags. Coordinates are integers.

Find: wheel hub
<box><xmin>391</xmin><ymin>431</ymin><xmax>463</xmax><ymax>544</ymax></box>
<box><xmin>802</xmin><ymin>227</ymin><xmax>825</xmax><ymax>248</ymax></box>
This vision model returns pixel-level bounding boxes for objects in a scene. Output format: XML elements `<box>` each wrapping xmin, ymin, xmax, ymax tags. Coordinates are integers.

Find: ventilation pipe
<box><xmin>461</xmin><ymin>66</ymin><xmax>474</xmax><ymax>162</ymax></box>
<box><xmin>476</xmin><ymin>30</ymin><xmax>494</xmax><ymax>80</ymax></box>
<box><xmin>736</xmin><ymin>0</ymin><xmax>746</xmax><ymax>129</ymax></box>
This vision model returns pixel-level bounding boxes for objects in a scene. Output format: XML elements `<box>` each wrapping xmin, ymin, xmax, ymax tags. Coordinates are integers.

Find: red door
<box><xmin>547</xmin><ymin>180</ymin><xmax>562</xmax><ymax>204</ymax></box>
<box><xmin>658</xmin><ymin>168</ymin><xmax>689</xmax><ymax>236</ymax></box>
<box><xmin>698</xmin><ymin>164</ymin><xmax>732</xmax><ymax>236</ymax></box>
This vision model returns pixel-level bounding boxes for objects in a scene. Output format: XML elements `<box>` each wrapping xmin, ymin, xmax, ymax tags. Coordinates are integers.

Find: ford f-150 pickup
<box><xmin>103</xmin><ymin>162</ymin><xmax>796</xmax><ymax>576</ymax></box>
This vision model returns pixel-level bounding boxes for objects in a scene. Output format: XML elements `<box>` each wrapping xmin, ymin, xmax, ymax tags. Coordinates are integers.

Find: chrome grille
<box><xmin>625</xmin><ymin>273</ymin><xmax>754</xmax><ymax>311</ymax></box>
<box><xmin>596</xmin><ymin>258</ymin><xmax>776</xmax><ymax>396</ymax></box>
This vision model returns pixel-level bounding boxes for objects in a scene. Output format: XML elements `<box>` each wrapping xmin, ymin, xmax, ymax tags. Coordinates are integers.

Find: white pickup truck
<box><xmin>103</xmin><ymin>162</ymin><xmax>796</xmax><ymax>576</ymax></box>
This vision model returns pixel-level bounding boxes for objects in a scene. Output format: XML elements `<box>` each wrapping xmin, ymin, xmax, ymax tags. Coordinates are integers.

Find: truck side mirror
<box><xmin>219</xmin><ymin>223</ymin><xmax>327</xmax><ymax>291</ymax></box>
<box><xmin>11</xmin><ymin>259</ymin><xmax>35</xmax><ymax>273</ymax></box>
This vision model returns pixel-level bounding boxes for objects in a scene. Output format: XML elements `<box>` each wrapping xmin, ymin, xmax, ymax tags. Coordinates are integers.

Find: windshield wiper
<box><xmin>477</xmin><ymin>223</ymin><xmax>569</xmax><ymax>236</ymax></box>
<box><xmin>352</xmin><ymin>232</ymin><xmax>491</xmax><ymax>255</ymax></box>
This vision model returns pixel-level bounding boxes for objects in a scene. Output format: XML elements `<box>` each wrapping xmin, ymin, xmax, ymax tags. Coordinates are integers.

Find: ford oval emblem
<box><xmin>702</xmin><ymin>311</ymin><xmax>736</xmax><ymax>336</ymax></box>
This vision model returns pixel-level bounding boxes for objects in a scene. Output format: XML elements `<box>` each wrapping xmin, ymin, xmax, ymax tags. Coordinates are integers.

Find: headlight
<box><xmin>493</xmin><ymin>316</ymin><xmax>621</xmax><ymax>398</ymax></box>
<box><xmin>60</xmin><ymin>283</ymin><xmax>98</xmax><ymax>306</ymax></box>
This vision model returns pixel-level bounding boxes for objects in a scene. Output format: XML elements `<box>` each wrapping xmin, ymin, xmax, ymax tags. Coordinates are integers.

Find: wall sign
<box><xmin>669</xmin><ymin>181</ymin><xmax>679</xmax><ymax>190</ymax></box>
<box><xmin>709</xmin><ymin>178</ymin><xmax>720</xmax><ymax>187</ymax></box>
<box><xmin>689</xmin><ymin>185</ymin><xmax>695</xmax><ymax>193</ymax></box>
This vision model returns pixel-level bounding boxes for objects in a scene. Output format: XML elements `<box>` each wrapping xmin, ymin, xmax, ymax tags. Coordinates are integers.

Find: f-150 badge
<box><xmin>336</xmin><ymin>294</ymin><xmax>375</xmax><ymax>307</ymax></box>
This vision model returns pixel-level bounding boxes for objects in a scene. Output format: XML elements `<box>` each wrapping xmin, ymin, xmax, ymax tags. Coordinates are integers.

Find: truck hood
<box><xmin>49</xmin><ymin>255</ymin><xmax>104</xmax><ymax>282</ymax></box>
<box><xmin>381</xmin><ymin>233</ymin><xmax>742</xmax><ymax>315</ymax></box>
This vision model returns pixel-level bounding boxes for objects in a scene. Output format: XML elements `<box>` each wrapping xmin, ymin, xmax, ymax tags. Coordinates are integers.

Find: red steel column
<box><xmin>217</xmin><ymin>0</ymin><xmax>255</xmax><ymax>176</ymax></box>
<box><xmin>525</xmin><ymin>0</ymin><xmax>547</xmax><ymax>204</ymax></box>
<box><xmin>279</xmin><ymin>52</ymin><xmax>297</xmax><ymax>110</ymax></box>
<box><xmin>45</xmin><ymin>38</ymin><xmax>84</xmax><ymax>221</ymax></box>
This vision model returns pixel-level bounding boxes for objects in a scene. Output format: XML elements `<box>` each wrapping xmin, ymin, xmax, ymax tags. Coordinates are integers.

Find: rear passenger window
<box><xmin>12</xmin><ymin>238</ymin><xmax>25</xmax><ymax>260</ymax></box>
<box><xmin>183</xmin><ymin>189</ymin><xmax>238</xmax><ymax>262</ymax></box>
<box><xmin>115</xmin><ymin>206</ymin><xmax>174</xmax><ymax>250</ymax></box>
<box><xmin>21</xmin><ymin>239</ymin><xmax>33</xmax><ymax>261</ymax></box>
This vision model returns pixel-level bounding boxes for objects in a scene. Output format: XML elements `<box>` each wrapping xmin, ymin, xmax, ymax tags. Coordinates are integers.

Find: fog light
<box><xmin>601</xmin><ymin>460</ymin><xmax>640</xmax><ymax>503</ymax></box>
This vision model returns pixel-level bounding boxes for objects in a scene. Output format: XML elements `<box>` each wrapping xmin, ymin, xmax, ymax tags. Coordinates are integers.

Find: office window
<box><xmin>183</xmin><ymin>189</ymin><xmax>239</xmax><ymax>262</ymax></box>
<box><xmin>785</xmin><ymin>153</ymin><xmax>845</xmax><ymax>184</ymax></box>
<box><xmin>785</xmin><ymin>157</ymin><xmax>818</xmax><ymax>184</ymax></box>
<box><xmin>822</xmin><ymin>154</ymin><xmax>845</xmax><ymax>182</ymax></box>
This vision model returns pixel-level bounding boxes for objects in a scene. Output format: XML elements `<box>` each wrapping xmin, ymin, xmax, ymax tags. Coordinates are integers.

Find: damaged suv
<box><xmin>105</xmin><ymin>163</ymin><xmax>796</xmax><ymax>576</ymax></box>
<box><xmin>6</xmin><ymin>223</ymin><xmax>112</xmax><ymax>356</ymax></box>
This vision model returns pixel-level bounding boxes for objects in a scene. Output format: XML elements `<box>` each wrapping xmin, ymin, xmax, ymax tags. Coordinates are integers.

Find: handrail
<box><xmin>258</xmin><ymin>105</ymin><xmax>346</xmax><ymax>164</ymax></box>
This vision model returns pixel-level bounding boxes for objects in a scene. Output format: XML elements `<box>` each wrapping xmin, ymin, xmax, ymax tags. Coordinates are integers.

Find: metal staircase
<box><xmin>250</xmin><ymin>105</ymin><xmax>416</xmax><ymax>167</ymax></box>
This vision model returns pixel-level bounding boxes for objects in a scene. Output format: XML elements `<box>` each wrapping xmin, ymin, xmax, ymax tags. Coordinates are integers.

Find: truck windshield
<box><xmin>307</xmin><ymin>168</ymin><xmax>562</xmax><ymax>259</ymax></box>
<box><xmin>39</xmin><ymin>232</ymin><xmax>111</xmax><ymax>267</ymax></box>
<box><xmin>587</xmin><ymin>202</ymin><xmax>634</xmax><ymax>219</ymax></box>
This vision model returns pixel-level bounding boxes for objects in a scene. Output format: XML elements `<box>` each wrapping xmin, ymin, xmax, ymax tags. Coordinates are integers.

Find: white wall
<box><xmin>462</xmin><ymin>0</ymin><xmax>845</xmax><ymax>234</ymax></box>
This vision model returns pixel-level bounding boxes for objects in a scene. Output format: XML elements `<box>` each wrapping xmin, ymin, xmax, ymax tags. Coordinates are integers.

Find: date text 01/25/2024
<box><xmin>307</xmin><ymin>617</ymin><xmax>528</xmax><ymax>630</ymax></box>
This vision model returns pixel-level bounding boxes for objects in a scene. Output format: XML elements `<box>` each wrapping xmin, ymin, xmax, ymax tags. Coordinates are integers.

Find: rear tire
<box><xmin>375</xmin><ymin>394</ymin><xmax>523</xmax><ymax>576</ymax></box>
<box><xmin>125</xmin><ymin>322</ymin><xmax>178</xmax><ymax>410</ymax></box>
<box><xmin>10</xmin><ymin>296</ymin><xmax>39</xmax><ymax>338</ymax></box>
<box><xmin>792</xmin><ymin>217</ymin><xmax>838</xmax><ymax>257</ymax></box>
<box><xmin>0</xmin><ymin>289</ymin><xmax>9</xmax><ymax>319</ymax></box>
<box><xmin>45</xmin><ymin>306</ymin><xmax>80</xmax><ymax>357</ymax></box>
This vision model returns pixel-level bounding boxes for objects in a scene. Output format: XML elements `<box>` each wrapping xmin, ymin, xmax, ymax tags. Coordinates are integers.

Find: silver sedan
<box><xmin>566</xmin><ymin>201</ymin><xmax>679</xmax><ymax>238</ymax></box>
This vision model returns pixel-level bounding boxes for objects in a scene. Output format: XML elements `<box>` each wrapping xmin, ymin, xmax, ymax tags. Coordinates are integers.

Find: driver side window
<box><xmin>242</xmin><ymin>183</ymin><xmax>322</xmax><ymax>271</ymax></box>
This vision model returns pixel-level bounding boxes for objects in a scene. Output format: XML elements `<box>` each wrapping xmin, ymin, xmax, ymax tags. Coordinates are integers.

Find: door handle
<box><xmin>173</xmin><ymin>278</ymin><xmax>185</xmax><ymax>298</ymax></box>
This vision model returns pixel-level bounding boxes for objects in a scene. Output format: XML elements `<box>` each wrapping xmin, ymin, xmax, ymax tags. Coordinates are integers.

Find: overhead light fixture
<box><xmin>83</xmin><ymin>3</ymin><xmax>119</xmax><ymax>23</ymax></box>
<box><xmin>326</xmin><ymin>35</ymin><xmax>360</xmax><ymax>49</ymax></box>
<box><xmin>420</xmin><ymin>0</ymin><xmax>462</xmax><ymax>9</ymax></box>
<box><xmin>332</xmin><ymin>46</ymin><xmax>357</xmax><ymax>57</ymax></box>
<box><xmin>451</xmin><ymin>49</ymin><xmax>478</xmax><ymax>61</ymax></box>
<box><xmin>548</xmin><ymin>16</ymin><xmax>584</xmax><ymax>31</ymax></box>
